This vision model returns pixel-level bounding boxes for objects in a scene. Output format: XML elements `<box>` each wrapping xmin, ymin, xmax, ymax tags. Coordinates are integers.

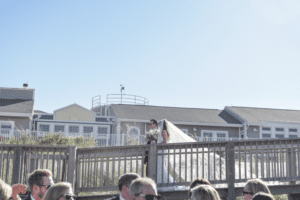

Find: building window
<box><xmin>84</xmin><ymin>127</ymin><xmax>93</xmax><ymax>133</ymax></box>
<box><xmin>127</xmin><ymin>126</ymin><xmax>140</xmax><ymax>136</ymax></box>
<box><xmin>217</xmin><ymin>133</ymin><xmax>226</xmax><ymax>137</ymax></box>
<box><xmin>203</xmin><ymin>132</ymin><xmax>213</xmax><ymax>138</ymax></box>
<box><xmin>289</xmin><ymin>128</ymin><xmax>298</xmax><ymax>133</ymax></box>
<box><xmin>262</xmin><ymin>127</ymin><xmax>271</xmax><ymax>131</ymax></box>
<box><xmin>275</xmin><ymin>128</ymin><xmax>284</xmax><ymax>132</ymax></box>
<box><xmin>40</xmin><ymin>125</ymin><xmax>49</xmax><ymax>132</ymax></box>
<box><xmin>275</xmin><ymin>134</ymin><xmax>284</xmax><ymax>138</ymax></box>
<box><xmin>289</xmin><ymin>135</ymin><xmax>298</xmax><ymax>138</ymax></box>
<box><xmin>55</xmin><ymin>125</ymin><xmax>64</xmax><ymax>132</ymax></box>
<box><xmin>69</xmin><ymin>126</ymin><xmax>79</xmax><ymax>133</ymax></box>
<box><xmin>1</xmin><ymin>125</ymin><xmax>12</xmax><ymax>129</ymax></box>
<box><xmin>262</xmin><ymin>134</ymin><xmax>271</xmax><ymax>138</ymax></box>
<box><xmin>98</xmin><ymin>127</ymin><xmax>108</xmax><ymax>134</ymax></box>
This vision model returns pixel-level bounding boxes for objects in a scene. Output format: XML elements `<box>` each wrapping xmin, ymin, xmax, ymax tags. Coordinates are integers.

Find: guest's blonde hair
<box><xmin>191</xmin><ymin>185</ymin><xmax>220</xmax><ymax>200</ymax></box>
<box><xmin>0</xmin><ymin>179</ymin><xmax>12</xmax><ymax>200</ymax></box>
<box><xmin>43</xmin><ymin>182</ymin><xmax>72</xmax><ymax>200</ymax></box>
<box><xmin>244</xmin><ymin>179</ymin><xmax>270</xmax><ymax>194</ymax></box>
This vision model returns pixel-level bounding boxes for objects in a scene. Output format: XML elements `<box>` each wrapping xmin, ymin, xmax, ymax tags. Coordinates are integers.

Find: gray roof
<box><xmin>0</xmin><ymin>100</ymin><xmax>34</xmax><ymax>114</ymax></box>
<box><xmin>111</xmin><ymin>104</ymin><xmax>241</xmax><ymax>124</ymax></box>
<box><xmin>226</xmin><ymin>106</ymin><xmax>300</xmax><ymax>124</ymax></box>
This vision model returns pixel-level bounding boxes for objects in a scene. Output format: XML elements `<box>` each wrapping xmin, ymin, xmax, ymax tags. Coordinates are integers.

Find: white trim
<box><xmin>118</xmin><ymin>118</ymin><xmax>243</xmax><ymax>127</ymax></box>
<box><xmin>127</xmin><ymin>126</ymin><xmax>141</xmax><ymax>144</ymax></box>
<box><xmin>34</xmin><ymin>119</ymin><xmax>113</xmax><ymax>124</ymax></box>
<box><xmin>0</xmin><ymin>112</ymin><xmax>32</xmax><ymax>118</ymax></box>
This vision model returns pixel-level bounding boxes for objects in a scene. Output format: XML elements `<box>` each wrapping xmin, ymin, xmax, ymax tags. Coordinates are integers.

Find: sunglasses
<box><xmin>243</xmin><ymin>191</ymin><xmax>254</xmax><ymax>196</ymax></box>
<box><xmin>39</xmin><ymin>185</ymin><xmax>52</xmax><ymax>189</ymax></box>
<box><xmin>134</xmin><ymin>194</ymin><xmax>161</xmax><ymax>200</ymax></box>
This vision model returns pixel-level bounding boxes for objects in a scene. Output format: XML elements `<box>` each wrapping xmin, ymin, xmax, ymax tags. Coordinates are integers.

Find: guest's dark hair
<box><xmin>188</xmin><ymin>178</ymin><xmax>211</xmax><ymax>197</ymax></box>
<box><xmin>28</xmin><ymin>169</ymin><xmax>52</xmax><ymax>192</ymax></box>
<box><xmin>118</xmin><ymin>173</ymin><xmax>140</xmax><ymax>191</ymax></box>
<box><xmin>252</xmin><ymin>192</ymin><xmax>274</xmax><ymax>200</ymax></box>
<box><xmin>150</xmin><ymin>119</ymin><xmax>158</xmax><ymax>126</ymax></box>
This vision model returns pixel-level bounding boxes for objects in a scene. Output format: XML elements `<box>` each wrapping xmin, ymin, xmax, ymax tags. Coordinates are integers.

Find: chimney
<box><xmin>23</xmin><ymin>83</ymin><xmax>28</xmax><ymax>89</ymax></box>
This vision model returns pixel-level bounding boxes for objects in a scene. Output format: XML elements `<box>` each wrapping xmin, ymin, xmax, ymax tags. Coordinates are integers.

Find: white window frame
<box><xmin>200</xmin><ymin>130</ymin><xmax>228</xmax><ymax>142</ymax></box>
<box><xmin>127</xmin><ymin>126</ymin><xmax>141</xmax><ymax>144</ymax></box>
<box><xmin>261</xmin><ymin>127</ymin><xmax>272</xmax><ymax>139</ymax></box>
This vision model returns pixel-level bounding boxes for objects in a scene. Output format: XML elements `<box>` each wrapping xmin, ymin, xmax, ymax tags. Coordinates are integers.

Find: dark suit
<box><xmin>22</xmin><ymin>194</ymin><xmax>32</xmax><ymax>200</ymax></box>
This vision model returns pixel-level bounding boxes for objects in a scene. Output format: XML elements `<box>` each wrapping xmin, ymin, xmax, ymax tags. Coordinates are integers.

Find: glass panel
<box><xmin>129</xmin><ymin>127</ymin><xmax>139</xmax><ymax>136</ymax></box>
<box><xmin>1</xmin><ymin>125</ymin><xmax>12</xmax><ymax>129</ymax></box>
<box><xmin>98</xmin><ymin>127</ymin><xmax>108</xmax><ymax>134</ymax></box>
<box><xmin>203</xmin><ymin>132</ymin><xmax>212</xmax><ymax>137</ymax></box>
<box><xmin>275</xmin><ymin>134</ymin><xmax>284</xmax><ymax>138</ymax></box>
<box><xmin>84</xmin><ymin>127</ymin><xmax>93</xmax><ymax>133</ymax></box>
<box><xmin>289</xmin><ymin>128</ymin><xmax>297</xmax><ymax>132</ymax></box>
<box><xmin>262</xmin><ymin>127</ymin><xmax>271</xmax><ymax>131</ymax></box>
<box><xmin>40</xmin><ymin>125</ymin><xmax>49</xmax><ymax>132</ymax></box>
<box><xmin>55</xmin><ymin>125</ymin><xmax>64</xmax><ymax>132</ymax></box>
<box><xmin>69</xmin><ymin>126</ymin><xmax>79</xmax><ymax>133</ymax></box>
<box><xmin>276</xmin><ymin>128</ymin><xmax>284</xmax><ymax>132</ymax></box>
<box><xmin>217</xmin><ymin>133</ymin><xmax>226</xmax><ymax>137</ymax></box>
<box><xmin>262</xmin><ymin>134</ymin><xmax>271</xmax><ymax>138</ymax></box>
<box><xmin>289</xmin><ymin>135</ymin><xmax>297</xmax><ymax>138</ymax></box>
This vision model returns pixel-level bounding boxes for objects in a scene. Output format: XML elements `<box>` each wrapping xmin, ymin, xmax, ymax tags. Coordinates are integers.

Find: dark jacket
<box><xmin>22</xmin><ymin>194</ymin><xmax>32</xmax><ymax>200</ymax></box>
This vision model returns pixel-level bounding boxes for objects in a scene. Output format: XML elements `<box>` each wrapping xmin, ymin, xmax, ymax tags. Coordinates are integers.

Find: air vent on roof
<box><xmin>23</xmin><ymin>83</ymin><xmax>28</xmax><ymax>89</ymax></box>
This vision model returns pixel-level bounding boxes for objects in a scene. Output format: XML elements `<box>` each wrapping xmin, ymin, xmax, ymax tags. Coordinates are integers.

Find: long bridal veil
<box><xmin>157</xmin><ymin>119</ymin><xmax>253</xmax><ymax>187</ymax></box>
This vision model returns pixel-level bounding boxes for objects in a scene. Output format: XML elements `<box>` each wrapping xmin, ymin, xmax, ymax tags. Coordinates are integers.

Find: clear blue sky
<box><xmin>1</xmin><ymin>0</ymin><xmax>300</xmax><ymax>113</ymax></box>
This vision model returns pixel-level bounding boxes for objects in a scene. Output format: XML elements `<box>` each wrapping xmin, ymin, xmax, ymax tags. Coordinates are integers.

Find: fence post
<box><xmin>67</xmin><ymin>146</ymin><xmax>77</xmax><ymax>192</ymax></box>
<box><xmin>148</xmin><ymin>144</ymin><xmax>157</xmax><ymax>181</ymax></box>
<box><xmin>12</xmin><ymin>146</ymin><xmax>23</xmax><ymax>184</ymax></box>
<box><xmin>226</xmin><ymin>142</ymin><xmax>236</xmax><ymax>200</ymax></box>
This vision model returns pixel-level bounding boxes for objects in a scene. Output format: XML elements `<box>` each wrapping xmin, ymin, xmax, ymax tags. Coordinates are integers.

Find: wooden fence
<box><xmin>1</xmin><ymin>138</ymin><xmax>300</xmax><ymax>199</ymax></box>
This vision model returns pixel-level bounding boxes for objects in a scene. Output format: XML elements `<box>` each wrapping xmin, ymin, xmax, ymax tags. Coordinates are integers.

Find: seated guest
<box><xmin>107</xmin><ymin>173</ymin><xmax>140</xmax><ymax>200</ymax></box>
<box><xmin>188</xmin><ymin>178</ymin><xmax>211</xmax><ymax>198</ymax></box>
<box><xmin>190</xmin><ymin>185</ymin><xmax>220</xmax><ymax>200</ymax></box>
<box><xmin>43</xmin><ymin>182</ymin><xmax>75</xmax><ymax>200</ymax></box>
<box><xmin>242</xmin><ymin>179</ymin><xmax>271</xmax><ymax>200</ymax></box>
<box><xmin>252</xmin><ymin>192</ymin><xmax>275</xmax><ymax>200</ymax></box>
<box><xmin>24</xmin><ymin>169</ymin><xmax>54</xmax><ymax>200</ymax></box>
<box><xmin>129</xmin><ymin>177</ymin><xmax>160</xmax><ymax>200</ymax></box>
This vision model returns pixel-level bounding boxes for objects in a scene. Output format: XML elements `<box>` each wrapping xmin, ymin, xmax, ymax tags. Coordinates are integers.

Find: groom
<box><xmin>144</xmin><ymin>119</ymin><xmax>159</xmax><ymax>176</ymax></box>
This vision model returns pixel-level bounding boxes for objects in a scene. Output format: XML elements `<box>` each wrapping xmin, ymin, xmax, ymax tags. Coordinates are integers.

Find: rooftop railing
<box><xmin>106</xmin><ymin>94</ymin><xmax>149</xmax><ymax>105</ymax></box>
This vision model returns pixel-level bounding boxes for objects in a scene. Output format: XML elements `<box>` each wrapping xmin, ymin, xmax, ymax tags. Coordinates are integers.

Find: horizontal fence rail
<box><xmin>1</xmin><ymin>138</ymin><xmax>300</xmax><ymax>198</ymax></box>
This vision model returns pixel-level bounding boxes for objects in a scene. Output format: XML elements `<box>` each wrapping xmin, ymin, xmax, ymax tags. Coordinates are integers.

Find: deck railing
<box><xmin>1</xmin><ymin>138</ymin><xmax>300</xmax><ymax>199</ymax></box>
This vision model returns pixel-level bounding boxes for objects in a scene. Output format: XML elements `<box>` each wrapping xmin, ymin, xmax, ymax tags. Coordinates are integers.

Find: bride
<box><xmin>146</xmin><ymin>119</ymin><xmax>197</xmax><ymax>184</ymax></box>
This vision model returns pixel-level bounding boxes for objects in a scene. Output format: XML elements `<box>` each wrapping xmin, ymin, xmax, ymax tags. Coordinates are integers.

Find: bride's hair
<box><xmin>162</xmin><ymin>120</ymin><xmax>171</xmax><ymax>141</ymax></box>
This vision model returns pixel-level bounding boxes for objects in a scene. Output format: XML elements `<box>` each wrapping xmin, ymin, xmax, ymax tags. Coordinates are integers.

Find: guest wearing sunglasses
<box><xmin>129</xmin><ymin>178</ymin><xmax>160</xmax><ymax>200</ymax></box>
<box><xmin>24</xmin><ymin>169</ymin><xmax>54</xmax><ymax>200</ymax></box>
<box><xmin>190</xmin><ymin>185</ymin><xmax>220</xmax><ymax>200</ymax></box>
<box><xmin>43</xmin><ymin>182</ymin><xmax>75</xmax><ymax>200</ymax></box>
<box><xmin>242</xmin><ymin>179</ymin><xmax>271</xmax><ymax>200</ymax></box>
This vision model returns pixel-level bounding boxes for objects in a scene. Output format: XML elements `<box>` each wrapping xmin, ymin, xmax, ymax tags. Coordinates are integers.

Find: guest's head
<box><xmin>28</xmin><ymin>169</ymin><xmax>54</xmax><ymax>200</ymax></box>
<box><xmin>118</xmin><ymin>173</ymin><xmax>140</xmax><ymax>200</ymax></box>
<box><xmin>130</xmin><ymin>177</ymin><xmax>159</xmax><ymax>200</ymax></box>
<box><xmin>190</xmin><ymin>185</ymin><xmax>220</xmax><ymax>200</ymax></box>
<box><xmin>243</xmin><ymin>179</ymin><xmax>270</xmax><ymax>200</ymax></box>
<box><xmin>150</xmin><ymin>119</ymin><xmax>158</xmax><ymax>129</ymax></box>
<box><xmin>0</xmin><ymin>178</ymin><xmax>12</xmax><ymax>200</ymax></box>
<box><xmin>188</xmin><ymin>178</ymin><xmax>211</xmax><ymax>197</ymax></box>
<box><xmin>43</xmin><ymin>182</ymin><xmax>74</xmax><ymax>200</ymax></box>
<box><xmin>252</xmin><ymin>192</ymin><xmax>274</xmax><ymax>200</ymax></box>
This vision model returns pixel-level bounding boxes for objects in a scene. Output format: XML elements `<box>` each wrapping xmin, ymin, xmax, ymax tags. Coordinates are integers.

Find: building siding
<box><xmin>55</xmin><ymin>105</ymin><xmax>94</xmax><ymax>122</ymax></box>
<box><xmin>0</xmin><ymin>116</ymin><xmax>30</xmax><ymax>130</ymax></box>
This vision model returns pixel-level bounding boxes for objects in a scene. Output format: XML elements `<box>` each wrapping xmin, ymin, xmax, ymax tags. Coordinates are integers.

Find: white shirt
<box><xmin>120</xmin><ymin>194</ymin><xmax>125</xmax><ymax>200</ymax></box>
<box><xmin>30</xmin><ymin>194</ymin><xmax>35</xmax><ymax>200</ymax></box>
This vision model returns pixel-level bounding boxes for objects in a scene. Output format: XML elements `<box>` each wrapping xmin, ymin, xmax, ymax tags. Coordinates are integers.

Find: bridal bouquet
<box><xmin>146</xmin><ymin>131</ymin><xmax>159</xmax><ymax>142</ymax></box>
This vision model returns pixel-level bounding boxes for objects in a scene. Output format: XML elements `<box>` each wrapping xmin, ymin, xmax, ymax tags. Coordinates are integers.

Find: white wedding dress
<box><xmin>156</xmin><ymin>119</ymin><xmax>197</xmax><ymax>184</ymax></box>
